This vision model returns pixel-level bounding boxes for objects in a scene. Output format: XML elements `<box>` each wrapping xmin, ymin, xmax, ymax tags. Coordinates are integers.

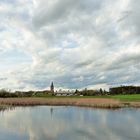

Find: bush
<box><xmin>0</xmin><ymin>89</ymin><xmax>10</xmax><ymax>97</ymax></box>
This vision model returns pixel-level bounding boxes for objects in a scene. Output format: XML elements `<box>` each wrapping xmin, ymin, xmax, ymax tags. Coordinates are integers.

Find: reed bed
<box><xmin>0</xmin><ymin>97</ymin><xmax>139</xmax><ymax>108</ymax></box>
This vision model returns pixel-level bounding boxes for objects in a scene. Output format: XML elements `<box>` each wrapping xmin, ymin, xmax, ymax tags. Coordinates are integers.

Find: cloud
<box><xmin>0</xmin><ymin>0</ymin><xmax>140</xmax><ymax>90</ymax></box>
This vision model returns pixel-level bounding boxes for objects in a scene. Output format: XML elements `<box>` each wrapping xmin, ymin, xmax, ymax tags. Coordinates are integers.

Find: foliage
<box><xmin>79</xmin><ymin>88</ymin><xmax>108</xmax><ymax>96</ymax></box>
<box><xmin>0</xmin><ymin>89</ymin><xmax>18</xmax><ymax>98</ymax></box>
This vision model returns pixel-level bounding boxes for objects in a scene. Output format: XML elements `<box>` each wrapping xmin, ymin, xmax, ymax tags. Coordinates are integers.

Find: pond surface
<box><xmin>0</xmin><ymin>106</ymin><xmax>140</xmax><ymax>140</ymax></box>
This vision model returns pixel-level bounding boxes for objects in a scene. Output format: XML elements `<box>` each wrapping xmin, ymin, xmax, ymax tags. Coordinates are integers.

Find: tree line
<box><xmin>0</xmin><ymin>85</ymin><xmax>140</xmax><ymax>98</ymax></box>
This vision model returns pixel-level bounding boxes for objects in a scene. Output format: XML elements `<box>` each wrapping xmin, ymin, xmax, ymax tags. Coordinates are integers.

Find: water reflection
<box><xmin>0</xmin><ymin>106</ymin><xmax>15</xmax><ymax>113</ymax></box>
<box><xmin>0</xmin><ymin>106</ymin><xmax>140</xmax><ymax>140</ymax></box>
<box><xmin>50</xmin><ymin>107</ymin><xmax>54</xmax><ymax>118</ymax></box>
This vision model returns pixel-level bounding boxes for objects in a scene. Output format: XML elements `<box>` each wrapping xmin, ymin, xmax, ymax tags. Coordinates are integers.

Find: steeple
<box><xmin>50</xmin><ymin>82</ymin><xmax>54</xmax><ymax>93</ymax></box>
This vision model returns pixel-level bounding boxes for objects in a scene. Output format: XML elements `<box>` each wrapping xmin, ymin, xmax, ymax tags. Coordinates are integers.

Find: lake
<box><xmin>0</xmin><ymin>106</ymin><xmax>140</xmax><ymax>140</ymax></box>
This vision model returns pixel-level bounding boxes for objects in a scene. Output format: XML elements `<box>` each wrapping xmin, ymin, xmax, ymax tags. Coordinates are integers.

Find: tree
<box><xmin>99</xmin><ymin>88</ymin><xmax>103</xmax><ymax>95</ymax></box>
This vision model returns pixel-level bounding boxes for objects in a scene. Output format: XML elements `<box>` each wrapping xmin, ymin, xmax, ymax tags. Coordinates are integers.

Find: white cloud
<box><xmin>0</xmin><ymin>0</ymin><xmax>140</xmax><ymax>90</ymax></box>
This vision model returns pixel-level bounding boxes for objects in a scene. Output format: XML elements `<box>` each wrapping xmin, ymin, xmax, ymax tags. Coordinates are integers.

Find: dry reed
<box><xmin>0</xmin><ymin>97</ymin><xmax>139</xmax><ymax>109</ymax></box>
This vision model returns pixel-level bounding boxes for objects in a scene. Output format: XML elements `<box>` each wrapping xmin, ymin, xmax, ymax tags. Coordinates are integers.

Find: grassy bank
<box><xmin>110</xmin><ymin>94</ymin><xmax>140</xmax><ymax>101</ymax></box>
<box><xmin>33</xmin><ymin>94</ymin><xmax>140</xmax><ymax>102</ymax></box>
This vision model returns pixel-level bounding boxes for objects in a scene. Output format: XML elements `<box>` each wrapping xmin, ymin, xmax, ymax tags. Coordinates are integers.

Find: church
<box><xmin>50</xmin><ymin>82</ymin><xmax>54</xmax><ymax>93</ymax></box>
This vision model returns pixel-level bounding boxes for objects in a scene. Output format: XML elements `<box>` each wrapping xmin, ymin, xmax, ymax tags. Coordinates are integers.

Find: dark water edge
<box><xmin>0</xmin><ymin>106</ymin><xmax>140</xmax><ymax>140</ymax></box>
<box><xmin>0</xmin><ymin>105</ymin><xmax>13</xmax><ymax>111</ymax></box>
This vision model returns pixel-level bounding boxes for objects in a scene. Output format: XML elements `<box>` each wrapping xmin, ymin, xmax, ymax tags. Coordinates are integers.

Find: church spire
<box><xmin>50</xmin><ymin>82</ymin><xmax>54</xmax><ymax>93</ymax></box>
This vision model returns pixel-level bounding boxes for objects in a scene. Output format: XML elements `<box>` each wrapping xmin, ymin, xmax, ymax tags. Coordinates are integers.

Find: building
<box><xmin>55</xmin><ymin>90</ymin><xmax>75</xmax><ymax>96</ymax></box>
<box><xmin>50</xmin><ymin>82</ymin><xmax>54</xmax><ymax>93</ymax></box>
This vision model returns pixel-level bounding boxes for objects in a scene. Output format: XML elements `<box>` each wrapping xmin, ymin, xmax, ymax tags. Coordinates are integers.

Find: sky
<box><xmin>0</xmin><ymin>0</ymin><xmax>140</xmax><ymax>91</ymax></box>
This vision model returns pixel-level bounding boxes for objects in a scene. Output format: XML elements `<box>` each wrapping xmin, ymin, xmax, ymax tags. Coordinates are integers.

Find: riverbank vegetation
<box><xmin>0</xmin><ymin>97</ymin><xmax>140</xmax><ymax>108</ymax></box>
<box><xmin>0</xmin><ymin>86</ymin><xmax>140</xmax><ymax>102</ymax></box>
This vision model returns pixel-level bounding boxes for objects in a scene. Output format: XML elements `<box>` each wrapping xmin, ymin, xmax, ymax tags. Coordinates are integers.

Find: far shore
<box><xmin>0</xmin><ymin>97</ymin><xmax>140</xmax><ymax>109</ymax></box>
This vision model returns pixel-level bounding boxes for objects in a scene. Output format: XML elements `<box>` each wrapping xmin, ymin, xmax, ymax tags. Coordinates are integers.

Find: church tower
<box><xmin>50</xmin><ymin>82</ymin><xmax>54</xmax><ymax>93</ymax></box>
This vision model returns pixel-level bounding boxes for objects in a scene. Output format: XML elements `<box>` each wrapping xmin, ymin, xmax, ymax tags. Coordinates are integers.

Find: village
<box><xmin>0</xmin><ymin>82</ymin><xmax>140</xmax><ymax>98</ymax></box>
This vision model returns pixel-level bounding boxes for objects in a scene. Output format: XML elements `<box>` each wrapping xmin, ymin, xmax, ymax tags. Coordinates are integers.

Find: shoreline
<box><xmin>0</xmin><ymin>97</ymin><xmax>140</xmax><ymax>109</ymax></box>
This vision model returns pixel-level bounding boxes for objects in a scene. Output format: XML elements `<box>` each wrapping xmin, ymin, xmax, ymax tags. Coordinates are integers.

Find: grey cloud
<box><xmin>33</xmin><ymin>0</ymin><xmax>103</xmax><ymax>28</ymax></box>
<box><xmin>106</xmin><ymin>51</ymin><xmax>140</xmax><ymax>71</ymax></box>
<box><xmin>75</xmin><ymin>60</ymin><xmax>93</xmax><ymax>68</ymax></box>
<box><xmin>0</xmin><ymin>0</ymin><xmax>140</xmax><ymax>90</ymax></box>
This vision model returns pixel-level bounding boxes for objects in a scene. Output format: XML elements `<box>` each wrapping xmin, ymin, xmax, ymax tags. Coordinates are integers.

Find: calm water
<box><xmin>0</xmin><ymin>106</ymin><xmax>140</xmax><ymax>140</ymax></box>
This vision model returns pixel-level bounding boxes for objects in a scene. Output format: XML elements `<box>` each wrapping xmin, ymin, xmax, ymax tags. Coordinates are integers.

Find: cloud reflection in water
<box><xmin>0</xmin><ymin>106</ymin><xmax>140</xmax><ymax>140</ymax></box>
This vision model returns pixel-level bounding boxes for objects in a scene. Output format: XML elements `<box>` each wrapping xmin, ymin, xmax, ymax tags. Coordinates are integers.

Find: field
<box><xmin>110</xmin><ymin>94</ymin><xmax>140</xmax><ymax>101</ymax></box>
<box><xmin>34</xmin><ymin>94</ymin><xmax>140</xmax><ymax>102</ymax></box>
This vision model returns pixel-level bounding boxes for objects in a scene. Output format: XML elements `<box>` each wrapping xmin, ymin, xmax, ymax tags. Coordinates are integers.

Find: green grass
<box><xmin>110</xmin><ymin>94</ymin><xmax>140</xmax><ymax>102</ymax></box>
<box><xmin>33</xmin><ymin>94</ymin><xmax>140</xmax><ymax>101</ymax></box>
